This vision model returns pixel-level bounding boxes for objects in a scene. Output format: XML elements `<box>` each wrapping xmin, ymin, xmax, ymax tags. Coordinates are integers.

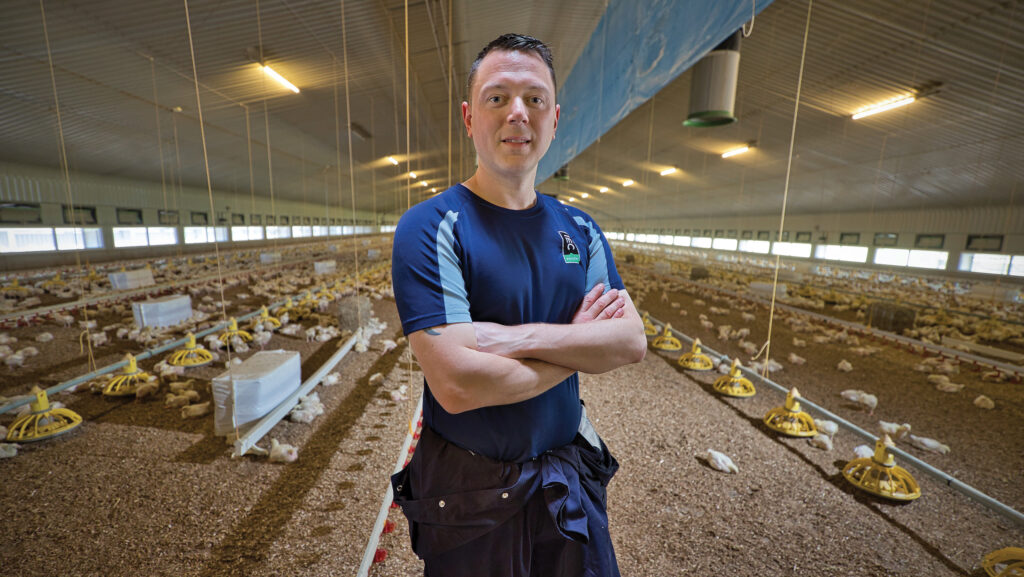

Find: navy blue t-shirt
<box><xmin>391</xmin><ymin>184</ymin><xmax>624</xmax><ymax>462</ymax></box>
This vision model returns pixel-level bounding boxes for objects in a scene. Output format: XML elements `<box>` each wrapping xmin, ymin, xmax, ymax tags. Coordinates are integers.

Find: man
<box><xmin>390</xmin><ymin>33</ymin><xmax>647</xmax><ymax>577</ymax></box>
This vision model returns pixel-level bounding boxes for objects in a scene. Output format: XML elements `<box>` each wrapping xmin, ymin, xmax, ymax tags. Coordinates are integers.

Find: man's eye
<box><xmin>488</xmin><ymin>96</ymin><xmax>503</xmax><ymax>103</ymax></box>
<box><xmin>530</xmin><ymin>97</ymin><xmax>543</xmax><ymax>104</ymax></box>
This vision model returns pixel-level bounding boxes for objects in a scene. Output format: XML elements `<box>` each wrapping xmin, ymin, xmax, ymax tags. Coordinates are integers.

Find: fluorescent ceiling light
<box><xmin>409</xmin><ymin>172</ymin><xmax>417</xmax><ymax>179</ymax></box>
<box><xmin>580</xmin><ymin>192</ymin><xmax>589</xmax><ymax>199</ymax></box>
<box><xmin>659</xmin><ymin>167</ymin><xmax>677</xmax><ymax>176</ymax></box>
<box><xmin>387</xmin><ymin>156</ymin><xmax>399</xmax><ymax>165</ymax></box>
<box><xmin>852</xmin><ymin>96</ymin><xmax>915</xmax><ymax>120</ymax></box>
<box><xmin>568</xmin><ymin>197</ymin><xmax>577</xmax><ymax>202</ymax></box>
<box><xmin>419</xmin><ymin>181</ymin><xmax>428</xmax><ymax>187</ymax></box>
<box><xmin>599</xmin><ymin>187</ymin><xmax>609</xmax><ymax>193</ymax></box>
<box><xmin>431</xmin><ymin>187</ymin><xmax>437</xmax><ymax>193</ymax></box>
<box><xmin>622</xmin><ymin>179</ymin><xmax>634</xmax><ymax>187</ymax></box>
<box><xmin>722</xmin><ymin>145</ymin><xmax>749</xmax><ymax>158</ymax></box>
<box><xmin>262</xmin><ymin>65</ymin><xmax>299</xmax><ymax>93</ymax></box>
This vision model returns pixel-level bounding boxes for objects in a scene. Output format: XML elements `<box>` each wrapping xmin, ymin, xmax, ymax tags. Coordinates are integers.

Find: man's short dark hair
<box><xmin>467</xmin><ymin>33</ymin><xmax>556</xmax><ymax>98</ymax></box>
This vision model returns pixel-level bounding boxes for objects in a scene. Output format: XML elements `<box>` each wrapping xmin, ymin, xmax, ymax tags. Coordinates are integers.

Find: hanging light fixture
<box><xmin>659</xmin><ymin>167</ymin><xmax>677</xmax><ymax>176</ymax></box>
<box><xmin>262</xmin><ymin>65</ymin><xmax>299</xmax><ymax>93</ymax></box>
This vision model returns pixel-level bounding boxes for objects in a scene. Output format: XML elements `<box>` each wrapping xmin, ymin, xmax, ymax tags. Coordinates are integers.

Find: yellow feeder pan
<box><xmin>166</xmin><ymin>333</ymin><xmax>214</xmax><ymax>367</ymax></box>
<box><xmin>651</xmin><ymin>324</ymin><xmax>682</xmax><ymax>351</ymax></box>
<box><xmin>6</xmin><ymin>386</ymin><xmax>83</xmax><ymax>442</ymax></box>
<box><xmin>842</xmin><ymin>435</ymin><xmax>921</xmax><ymax>501</ymax></box>
<box><xmin>315</xmin><ymin>284</ymin><xmax>335</xmax><ymax>302</ymax></box>
<box><xmin>677</xmin><ymin>338</ymin><xmax>714</xmax><ymax>371</ymax></box>
<box><xmin>763</xmin><ymin>387</ymin><xmax>817</xmax><ymax>437</ymax></box>
<box><xmin>982</xmin><ymin>547</ymin><xmax>1024</xmax><ymax>577</ymax></box>
<box><xmin>642</xmin><ymin>313</ymin><xmax>658</xmax><ymax>336</ymax></box>
<box><xmin>219</xmin><ymin>318</ymin><xmax>253</xmax><ymax>345</ymax></box>
<box><xmin>84</xmin><ymin>268</ymin><xmax>104</xmax><ymax>284</ymax></box>
<box><xmin>248</xmin><ymin>306</ymin><xmax>281</xmax><ymax>330</ymax></box>
<box><xmin>713</xmin><ymin>359</ymin><xmax>756</xmax><ymax>397</ymax></box>
<box><xmin>41</xmin><ymin>273</ymin><xmax>68</xmax><ymax>291</ymax></box>
<box><xmin>103</xmin><ymin>354</ymin><xmax>151</xmax><ymax>397</ymax></box>
<box><xmin>1</xmin><ymin>279</ymin><xmax>29</xmax><ymax>297</ymax></box>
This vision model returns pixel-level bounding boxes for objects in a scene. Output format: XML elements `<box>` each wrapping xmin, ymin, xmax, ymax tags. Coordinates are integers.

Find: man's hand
<box><xmin>571</xmin><ymin>283</ymin><xmax>625</xmax><ymax>324</ymax></box>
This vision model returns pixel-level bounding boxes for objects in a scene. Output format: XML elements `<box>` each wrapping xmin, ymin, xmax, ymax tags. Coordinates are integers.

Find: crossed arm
<box><xmin>408</xmin><ymin>284</ymin><xmax>647</xmax><ymax>414</ymax></box>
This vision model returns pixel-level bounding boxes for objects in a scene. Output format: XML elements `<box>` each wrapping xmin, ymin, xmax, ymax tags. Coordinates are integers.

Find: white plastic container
<box><xmin>132</xmin><ymin>294</ymin><xmax>192</xmax><ymax>328</ymax></box>
<box><xmin>314</xmin><ymin>260</ymin><xmax>336</xmax><ymax>275</ymax></box>
<box><xmin>212</xmin><ymin>350</ymin><xmax>301</xmax><ymax>437</ymax></box>
<box><xmin>108</xmin><ymin>268</ymin><xmax>155</xmax><ymax>290</ymax></box>
<box><xmin>749</xmin><ymin>281</ymin><xmax>787</xmax><ymax>298</ymax></box>
<box><xmin>260</xmin><ymin>252</ymin><xmax>281</xmax><ymax>264</ymax></box>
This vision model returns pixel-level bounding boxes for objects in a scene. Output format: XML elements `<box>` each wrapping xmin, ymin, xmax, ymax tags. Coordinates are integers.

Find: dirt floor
<box><xmin>2</xmin><ymin>261</ymin><xmax>1023</xmax><ymax>576</ymax></box>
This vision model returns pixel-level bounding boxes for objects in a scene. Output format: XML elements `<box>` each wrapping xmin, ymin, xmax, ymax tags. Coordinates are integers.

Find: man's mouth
<box><xmin>501</xmin><ymin>137</ymin><xmax>531</xmax><ymax>144</ymax></box>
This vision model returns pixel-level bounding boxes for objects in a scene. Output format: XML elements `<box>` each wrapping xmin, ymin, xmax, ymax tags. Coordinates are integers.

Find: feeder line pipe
<box><xmin>0</xmin><ymin>268</ymin><xmax>376</xmax><ymax>417</ymax></box>
<box><xmin>647</xmin><ymin>313</ymin><xmax>1024</xmax><ymax>528</ymax></box>
<box><xmin>357</xmin><ymin>392</ymin><xmax>424</xmax><ymax>577</ymax></box>
<box><xmin>630</xmin><ymin>262</ymin><xmax>1024</xmax><ymax>377</ymax></box>
<box><xmin>230</xmin><ymin>330</ymin><xmax>361</xmax><ymax>458</ymax></box>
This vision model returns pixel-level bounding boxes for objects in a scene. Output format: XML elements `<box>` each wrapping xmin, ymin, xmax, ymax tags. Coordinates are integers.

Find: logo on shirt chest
<box><xmin>557</xmin><ymin>231</ymin><xmax>580</xmax><ymax>264</ymax></box>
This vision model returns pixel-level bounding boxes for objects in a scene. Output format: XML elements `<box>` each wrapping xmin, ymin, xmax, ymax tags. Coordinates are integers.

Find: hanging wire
<box><xmin>39</xmin><ymin>0</ymin><xmax>97</xmax><ymax>369</ymax></box>
<box><xmin>341</xmin><ymin>0</ymin><xmax>362</xmax><ymax>327</ymax></box>
<box><xmin>150</xmin><ymin>56</ymin><xmax>169</xmax><ymax>216</ymax></box>
<box><xmin>760</xmin><ymin>0</ymin><xmax>813</xmax><ymax>379</ymax></box>
<box><xmin>182</xmin><ymin>0</ymin><xmax>231</xmax><ymax>335</ymax></box>
<box><xmin>742</xmin><ymin>0</ymin><xmax>757</xmax><ymax>38</ymax></box>
<box><xmin>405</xmin><ymin>0</ymin><xmax>411</xmax><ymax>212</ymax></box>
<box><xmin>245</xmin><ymin>106</ymin><xmax>256</xmax><ymax>229</ymax></box>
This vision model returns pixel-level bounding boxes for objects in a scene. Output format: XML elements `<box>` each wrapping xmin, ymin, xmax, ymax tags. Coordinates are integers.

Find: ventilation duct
<box><xmin>684</xmin><ymin>30</ymin><xmax>742</xmax><ymax>127</ymax></box>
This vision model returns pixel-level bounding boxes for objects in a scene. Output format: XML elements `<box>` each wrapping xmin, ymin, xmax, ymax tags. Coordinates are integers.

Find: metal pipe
<box><xmin>230</xmin><ymin>331</ymin><xmax>359</xmax><ymax>458</ymax></box>
<box><xmin>647</xmin><ymin>313</ymin><xmax>1024</xmax><ymax>528</ymax></box>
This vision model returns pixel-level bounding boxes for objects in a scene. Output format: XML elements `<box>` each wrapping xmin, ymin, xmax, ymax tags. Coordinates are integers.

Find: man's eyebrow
<box><xmin>479</xmin><ymin>83</ymin><xmax>551</xmax><ymax>93</ymax></box>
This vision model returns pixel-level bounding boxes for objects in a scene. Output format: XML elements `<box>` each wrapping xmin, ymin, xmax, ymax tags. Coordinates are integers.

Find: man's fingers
<box><xmin>579</xmin><ymin>283</ymin><xmax>604</xmax><ymax>311</ymax></box>
<box><xmin>589</xmin><ymin>288</ymin><xmax>619</xmax><ymax>313</ymax></box>
<box><xmin>595</xmin><ymin>296</ymin><xmax>625</xmax><ymax>320</ymax></box>
<box><xmin>612</xmin><ymin>307</ymin><xmax>625</xmax><ymax>318</ymax></box>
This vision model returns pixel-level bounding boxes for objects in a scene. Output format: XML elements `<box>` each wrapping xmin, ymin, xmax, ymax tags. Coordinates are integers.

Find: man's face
<box><xmin>463</xmin><ymin>49</ymin><xmax>559</xmax><ymax>181</ymax></box>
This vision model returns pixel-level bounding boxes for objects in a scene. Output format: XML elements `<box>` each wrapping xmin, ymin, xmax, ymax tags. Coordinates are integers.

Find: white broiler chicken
<box><xmin>0</xmin><ymin>443</ymin><xmax>20</xmax><ymax>459</ymax></box>
<box><xmin>852</xmin><ymin>445</ymin><xmax>874</xmax><ymax>460</ymax></box>
<box><xmin>878</xmin><ymin>420</ymin><xmax>911</xmax><ymax>440</ymax></box>
<box><xmin>839</xmin><ymin>389</ymin><xmax>877</xmax><ymax>414</ymax></box>
<box><xmin>837</xmin><ymin>359</ymin><xmax>853</xmax><ymax>372</ymax></box>
<box><xmin>908</xmin><ymin>434</ymin><xmax>950</xmax><ymax>455</ymax></box>
<box><xmin>813</xmin><ymin>418</ymin><xmax>838</xmax><ymax>438</ymax></box>
<box><xmin>379</xmin><ymin>339</ymin><xmax>398</xmax><ymax>354</ymax></box>
<box><xmin>253</xmin><ymin>331</ymin><xmax>273</xmax><ymax>350</ymax></box>
<box><xmin>926</xmin><ymin>374</ymin><xmax>950</xmax><ymax>386</ymax></box>
<box><xmin>34</xmin><ymin>332</ymin><xmax>53</xmax><ymax>343</ymax></box>
<box><xmin>792</xmin><ymin>337</ymin><xmax>806</xmax><ymax>348</ymax></box>
<box><xmin>164</xmin><ymin>393</ymin><xmax>191</xmax><ymax>408</ymax></box>
<box><xmin>935</xmin><ymin>381</ymin><xmax>965</xmax><ymax>393</ymax></box>
<box><xmin>705</xmin><ymin>449</ymin><xmax>738</xmax><ymax>474</ymax></box>
<box><xmin>323</xmin><ymin>372</ymin><xmax>341</xmax><ymax>386</ymax></box>
<box><xmin>269</xmin><ymin>438</ymin><xmax>298</xmax><ymax>463</ymax></box>
<box><xmin>787</xmin><ymin>352</ymin><xmax>806</xmax><ymax>365</ymax></box>
<box><xmin>973</xmin><ymin>395</ymin><xmax>995</xmax><ymax>409</ymax></box>
<box><xmin>181</xmin><ymin>401</ymin><xmax>211</xmax><ymax>418</ymax></box>
<box><xmin>808</xmin><ymin>434</ymin><xmax>833</xmax><ymax>451</ymax></box>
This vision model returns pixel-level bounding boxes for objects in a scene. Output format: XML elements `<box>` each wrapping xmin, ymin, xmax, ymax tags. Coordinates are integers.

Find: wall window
<box><xmin>741</xmin><ymin>230</ymin><xmax>753</xmax><ymax>240</ymax></box>
<box><xmin>329</xmin><ymin>226</ymin><xmax>343</xmax><ymax>236</ymax></box>
<box><xmin>795</xmin><ymin>231</ymin><xmax>812</xmax><ymax>242</ymax></box>
<box><xmin>292</xmin><ymin>226</ymin><xmax>312</xmax><ymax>237</ymax></box>
<box><xmin>251</xmin><ymin>214</ymin><xmax>262</xmax><ymax>225</ymax></box>
<box><xmin>673</xmin><ymin>235</ymin><xmax>691</xmax><ymax>247</ymax></box>
<box><xmin>183</xmin><ymin>226</ymin><xmax>227</xmax><ymax>244</ymax></box>
<box><xmin>907</xmin><ymin>249</ymin><xmax>948</xmax><ymax>270</ymax></box>
<box><xmin>147</xmin><ymin>227</ymin><xmax>178</xmax><ymax>246</ymax></box>
<box><xmin>266</xmin><ymin>226</ymin><xmax>291</xmax><ymax>239</ymax></box>
<box><xmin>0</xmin><ymin>203</ymin><xmax>42</xmax><ymax>224</ymax></box>
<box><xmin>839</xmin><ymin>232</ymin><xmax>861</xmax><ymax>245</ymax></box>
<box><xmin>313</xmin><ymin>226</ymin><xmax>328</xmax><ymax>236</ymax></box>
<box><xmin>216</xmin><ymin>212</ymin><xmax>228</xmax><ymax>225</ymax></box>
<box><xmin>691</xmin><ymin>237</ymin><xmax>713</xmax><ymax>248</ymax></box>
<box><xmin>158</xmin><ymin>210</ymin><xmax>179</xmax><ymax>225</ymax></box>
<box><xmin>231</xmin><ymin>213</ymin><xmax>245</xmax><ymax>225</ymax></box>
<box><xmin>739</xmin><ymin>240</ymin><xmax>770</xmax><ymax>254</ymax></box>
<box><xmin>757</xmin><ymin>230</ymin><xmax>770</xmax><ymax>241</ymax></box>
<box><xmin>0</xmin><ymin>227</ymin><xmax>55</xmax><ymax>252</ymax></box>
<box><xmin>116</xmin><ymin>208</ymin><xmax>143</xmax><ymax>225</ymax></box>
<box><xmin>874</xmin><ymin>248</ymin><xmax>909</xmax><ymax>267</ymax></box>
<box><xmin>64</xmin><ymin>205</ymin><xmax>97</xmax><ymax>225</ymax></box>
<box><xmin>55</xmin><ymin>227</ymin><xmax>103</xmax><ymax>250</ymax></box>
<box><xmin>771</xmin><ymin>242</ymin><xmax>812</xmax><ymax>258</ymax></box>
<box><xmin>303</xmin><ymin>216</ymin><xmax>311</xmax><ymax>225</ymax></box>
<box><xmin>712</xmin><ymin>238</ymin><xmax>737</xmax><ymax>251</ymax></box>
<box><xmin>915</xmin><ymin>234</ymin><xmax>944</xmax><ymax>249</ymax></box>
<box><xmin>780</xmin><ymin>230</ymin><xmax>790</xmax><ymax>241</ymax></box>
<box><xmin>265</xmin><ymin>215</ymin><xmax>275</xmax><ymax>225</ymax></box>
<box><xmin>112</xmin><ymin>227</ymin><xmax>149</xmax><ymax>247</ymax></box>
<box><xmin>659</xmin><ymin>235</ymin><xmax>674</xmax><ymax>245</ymax></box>
<box><xmin>714</xmin><ymin>229</ymin><xmax>724</xmax><ymax>238</ymax></box>
<box><xmin>959</xmin><ymin>253</ymin><xmax>1011</xmax><ymax>275</ymax></box>
<box><xmin>815</xmin><ymin>244</ymin><xmax>868</xmax><ymax>263</ymax></box>
<box><xmin>280</xmin><ymin>216</ymin><xmax>290</xmax><ymax>225</ymax></box>
<box><xmin>191</xmin><ymin>211</ymin><xmax>208</xmax><ymax>226</ymax></box>
<box><xmin>965</xmin><ymin>234</ymin><xmax>1003</xmax><ymax>252</ymax></box>
<box><xmin>874</xmin><ymin>232</ymin><xmax>898</xmax><ymax>247</ymax></box>
<box><xmin>1010</xmin><ymin>256</ymin><xmax>1024</xmax><ymax>277</ymax></box>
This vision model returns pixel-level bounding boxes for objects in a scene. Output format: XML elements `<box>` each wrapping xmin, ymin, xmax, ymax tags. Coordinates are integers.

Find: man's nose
<box><xmin>507</xmin><ymin>97</ymin><xmax>528</xmax><ymax>124</ymax></box>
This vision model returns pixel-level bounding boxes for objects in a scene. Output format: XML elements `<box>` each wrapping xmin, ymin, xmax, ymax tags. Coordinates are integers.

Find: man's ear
<box><xmin>552</xmin><ymin>103</ymin><xmax>560</xmax><ymax>139</ymax></box>
<box><xmin>462</xmin><ymin>101</ymin><xmax>472</xmax><ymax>137</ymax></box>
